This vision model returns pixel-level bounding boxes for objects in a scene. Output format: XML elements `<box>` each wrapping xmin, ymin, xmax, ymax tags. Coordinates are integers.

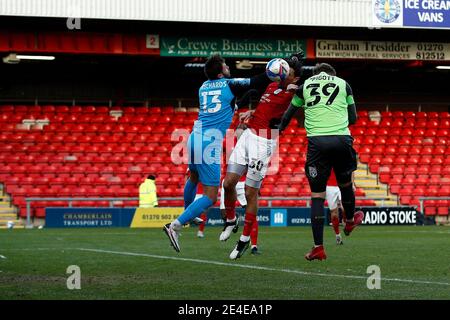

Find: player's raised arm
<box><xmin>278</xmin><ymin>84</ymin><xmax>304</xmax><ymax>132</ymax></box>
<box><xmin>228</xmin><ymin>73</ymin><xmax>271</xmax><ymax>99</ymax></box>
<box><xmin>230</xmin><ymin>51</ymin><xmax>305</xmax><ymax>102</ymax></box>
<box><xmin>236</xmin><ymin>88</ymin><xmax>260</xmax><ymax>109</ymax></box>
<box><xmin>346</xmin><ymin>82</ymin><xmax>357</xmax><ymax>125</ymax></box>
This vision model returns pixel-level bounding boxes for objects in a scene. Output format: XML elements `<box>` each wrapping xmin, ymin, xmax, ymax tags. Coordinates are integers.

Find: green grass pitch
<box><xmin>0</xmin><ymin>226</ymin><xmax>449</xmax><ymax>300</ymax></box>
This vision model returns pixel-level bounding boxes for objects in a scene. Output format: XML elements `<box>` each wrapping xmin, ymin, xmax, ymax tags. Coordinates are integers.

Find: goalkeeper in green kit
<box><xmin>278</xmin><ymin>63</ymin><xmax>364</xmax><ymax>261</ymax></box>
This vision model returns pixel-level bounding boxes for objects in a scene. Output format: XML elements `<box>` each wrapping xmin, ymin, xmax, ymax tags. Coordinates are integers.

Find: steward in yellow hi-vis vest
<box><xmin>139</xmin><ymin>175</ymin><xmax>158</xmax><ymax>208</ymax></box>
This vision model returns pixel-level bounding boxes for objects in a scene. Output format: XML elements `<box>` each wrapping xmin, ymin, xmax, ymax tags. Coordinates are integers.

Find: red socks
<box><xmin>198</xmin><ymin>213</ymin><xmax>207</xmax><ymax>232</ymax></box>
<box><xmin>331</xmin><ymin>215</ymin><xmax>340</xmax><ymax>235</ymax></box>
<box><xmin>225</xmin><ymin>199</ymin><xmax>236</xmax><ymax>221</ymax></box>
<box><xmin>243</xmin><ymin>212</ymin><xmax>257</xmax><ymax>237</ymax></box>
<box><xmin>250</xmin><ymin>219</ymin><xmax>258</xmax><ymax>246</ymax></box>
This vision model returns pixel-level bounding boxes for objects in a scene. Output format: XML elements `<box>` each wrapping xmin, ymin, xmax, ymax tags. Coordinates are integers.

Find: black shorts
<box><xmin>305</xmin><ymin>135</ymin><xmax>357</xmax><ymax>193</ymax></box>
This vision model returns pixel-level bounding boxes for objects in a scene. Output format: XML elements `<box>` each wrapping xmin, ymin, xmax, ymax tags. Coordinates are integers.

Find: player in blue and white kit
<box><xmin>164</xmin><ymin>54</ymin><xmax>271</xmax><ymax>252</ymax></box>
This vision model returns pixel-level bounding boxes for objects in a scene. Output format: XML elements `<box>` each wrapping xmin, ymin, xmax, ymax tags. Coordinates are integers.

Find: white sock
<box><xmin>226</xmin><ymin>218</ymin><xmax>236</xmax><ymax>223</ymax></box>
<box><xmin>251</xmin><ymin>245</ymin><xmax>257</xmax><ymax>249</ymax></box>
<box><xmin>240</xmin><ymin>235</ymin><xmax>250</xmax><ymax>242</ymax></box>
<box><xmin>171</xmin><ymin>220</ymin><xmax>182</xmax><ymax>230</ymax></box>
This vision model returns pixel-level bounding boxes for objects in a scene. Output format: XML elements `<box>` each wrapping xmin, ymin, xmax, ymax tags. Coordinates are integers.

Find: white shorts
<box><xmin>228</xmin><ymin>129</ymin><xmax>277</xmax><ymax>188</ymax></box>
<box><xmin>326</xmin><ymin>186</ymin><xmax>341</xmax><ymax>210</ymax></box>
<box><xmin>220</xmin><ymin>180</ymin><xmax>247</xmax><ymax>209</ymax></box>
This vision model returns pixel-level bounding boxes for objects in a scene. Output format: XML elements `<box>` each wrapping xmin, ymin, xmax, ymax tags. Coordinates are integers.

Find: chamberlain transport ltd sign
<box><xmin>160</xmin><ymin>36</ymin><xmax>307</xmax><ymax>58</ymax></box>
<box><xmin>316</xmin><ymin>39</ymin><xmax>450</xmax><ymax>60</ymax></box>
<box><xmin>372</xmin><ymin>0</ymin><xmax>450</xmax><ymax>29</ymax></box>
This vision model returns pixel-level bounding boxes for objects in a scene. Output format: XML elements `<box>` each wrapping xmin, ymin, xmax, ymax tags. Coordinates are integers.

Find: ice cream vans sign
<box><xmin>372</xmin><ymin>0</ymin><xmax>450</xmax><ymax>29</ymax></box>
<box><xmin>358</xmin><ymin>207</ymin><xmax>417</xmax><ymax>225</ymax></box>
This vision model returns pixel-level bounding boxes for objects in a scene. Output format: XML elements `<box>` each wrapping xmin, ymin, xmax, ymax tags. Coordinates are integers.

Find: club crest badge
<box><xmin>308</xmin><ymin>166</ymin><xmax>318</xmax><ymax>178</ymax></box>
<box><xmin>374</xmin><ymin>0</ymin><xmax>401</xmax><ymax>24</ymax></box>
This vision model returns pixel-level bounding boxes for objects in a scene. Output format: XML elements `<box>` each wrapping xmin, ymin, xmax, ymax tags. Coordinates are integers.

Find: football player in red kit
<box><xmin>327</xmin><ymin>169</ymin><xmax>356</xmax><ymax>245</ymax></box>
<box><xmin>193</xmin><ymin>123</ymin><xmax>261</xmax><ymax>253</ymax></box>
<box><xmin>222</xmin><ymin>52</ymin><xmax>304</xmax><ymax>259</ymax></box>
<box><xmin>327</xmin><ymin>169</ymin><xmax>344</xmax><ymax>245</ymax></box>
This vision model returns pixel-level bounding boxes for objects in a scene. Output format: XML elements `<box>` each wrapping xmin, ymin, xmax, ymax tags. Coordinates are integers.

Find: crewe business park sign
<box><xmin>372</xmin><ymin>0</ymin><xmax>450</xmax><ymax>29</ymax></box>
<box><xmin>160</xmin><ymin>36</ymin><xmax>307</xmax><ymax>59</ymax></box>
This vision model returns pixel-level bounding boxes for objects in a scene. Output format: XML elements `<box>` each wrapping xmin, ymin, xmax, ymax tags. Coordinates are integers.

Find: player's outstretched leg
<box><xmin>164</xmin><ymin>194</ymin><xmax>214</xmax><ymax>252</ymax></box>
<box><xmin>305</xmin><ymin>197</ymin><xmax>327</xmax><ymax>261</ymax></box>
<box><xmin>163</xmin><ymin>223</ymin><xmax>181</xmax><ymax>253</ymax></box>
<box><xmin>191</xmin><ymin>216</ymin><xmax>204</xmax><ymax>226</ymax></box>
<box><xmin>230</xmin><ymin>185</ymin><xmax>258</xmax><ymax>260</ymax></box>
<box><xmin>229</xmin><ymin>212</ymin><xmax>255</xmax><ymax>260</ymax></box>
<box><xmin>184</xmin><ymin>172</ymin><xmax>198</xmax><ymax>209</ymax></box>
<box><xmin>250</xmin><ymin>219</ymin><xmax>260</xmax><ymax>255</ymax></box>
<box><xmin>220</xmin><ymin>173</ymin><xmax>241</xmax><ymax>241</ymax></box>
<box><xmin>339</xmin><ymin>182</ymin><xmax>364</xmax><ymax>236</ymax></box>
<box><xmin>331</xmin><ymin>209</ymin><xmax>343</xmax><ymax>245</ymax></box>
<box><xmin>343</xmin><ymin>210</ymin><xmax>364</xmax><ymax>236</ymax></box>
<box><xmin>197</xmin><ymin>212</ymin><xmax>207</xmax><ymax>238</ymax></box>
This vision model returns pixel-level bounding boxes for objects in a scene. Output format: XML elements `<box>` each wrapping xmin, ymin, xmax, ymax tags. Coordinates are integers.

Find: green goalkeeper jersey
<box><xmin>291</xmin><ymin>72</ymin><xmax>355</xmax><ymax>137</ymax></box>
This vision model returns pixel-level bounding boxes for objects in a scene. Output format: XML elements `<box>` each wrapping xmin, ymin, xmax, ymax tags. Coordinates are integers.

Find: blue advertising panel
<box><xmin>205</xmin><ymin>208</ymin><xmax>318</xmax><ymax>227</ymax></box>
<box><xmin>45</xmin><ymin>208</ymin><xmax>135</xmax><ymax>228</ymax></box>
<box><xmin>204</xmin><ymin>208</ymin><xmax>271</xmax><ymax>227</ymax></box>
<box><xmin>270</xmin><ymin>209</ymin><xmax>287</xmax><ymax>227</ymax></box>
<box><xmin>372</xmin><ymin>0</ymin><xmax>450</xmax><ymax>29</ymax></box>
<box><xmin>404</xmin><ymin>0</ymin><xmax>450</xmax><ymax>28</ymax></box>
<box><xmin>288</xmin><ymin>208</ymin><xmax>312</xmax><ymax>226</ymax></box>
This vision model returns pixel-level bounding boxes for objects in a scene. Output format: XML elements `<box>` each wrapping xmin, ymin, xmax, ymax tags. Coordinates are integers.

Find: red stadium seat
<box><xmin>380</xmin><ymin>111</ymin><xmax>392</xmax><ymax>118</ymax></box>
<box><xmin>424</xmin><ymin>207</ymin><xmax>436</xmax><ymax>216</ymax></box>
<box><xmin>437</xmin><ymin>207</ymin><xmax>449</xmax><ymax>216</ymax></box>
<box><xmin>404</xmin><ymin>111</ymin><xmax>415</xmax><ymax>118</ymax></box>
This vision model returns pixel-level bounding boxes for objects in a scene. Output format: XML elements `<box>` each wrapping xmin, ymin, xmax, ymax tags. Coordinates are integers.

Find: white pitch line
<box><xmin>77</xmin><ymin>248</ymin><xmax>450</xmax><ymax>287</ymax></box>
<box><xmin>0</xmin><ymin>248</ymin><xmax>59</xmax><ymax>251</ymax></box>
<box><xmin>0</xmin><ymin>255</ymin><xmax>6</xmax><ymax>259</ymax></box>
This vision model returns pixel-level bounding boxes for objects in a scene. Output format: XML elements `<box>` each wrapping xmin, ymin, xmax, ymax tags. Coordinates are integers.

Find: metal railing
<box><xmin>418</xmin><ymin>197</ymin><xmax>450</xmax><ymax>215</ymax></box>
<box><xmin>25</xmin><ymin>196</ymin><xmax>398</xmax><ymax>228</ymax></box>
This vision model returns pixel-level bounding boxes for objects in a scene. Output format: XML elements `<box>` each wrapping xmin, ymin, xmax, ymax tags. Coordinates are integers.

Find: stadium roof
<box><xmin>0</xmin><ymin>0</ymin><xmax>374</xmax><ymax>28</ymax></box>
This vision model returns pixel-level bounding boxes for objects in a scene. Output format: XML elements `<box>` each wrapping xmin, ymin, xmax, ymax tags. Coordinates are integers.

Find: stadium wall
<box><xmin>0</xmin><ymin>0</ymin><xmax>371</xmax><ymax>28</ymax></box>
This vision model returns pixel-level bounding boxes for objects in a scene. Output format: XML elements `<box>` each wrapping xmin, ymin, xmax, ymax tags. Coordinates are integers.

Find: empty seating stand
<box><xmin>354</xmin><ymin>110</ymin><xmax>450</xmax><ymax>216</ymax></box>
<box><xmin>0</xmin><ymin>105</ymin><xmax>448</xmax><ymax>218</ymax></box>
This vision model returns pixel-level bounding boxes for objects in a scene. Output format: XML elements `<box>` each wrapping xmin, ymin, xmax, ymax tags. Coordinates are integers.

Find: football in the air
<box><xmin>265</xmin><ymin>58</ymin><xmax>290</xmax><ymax>82</ymax></box>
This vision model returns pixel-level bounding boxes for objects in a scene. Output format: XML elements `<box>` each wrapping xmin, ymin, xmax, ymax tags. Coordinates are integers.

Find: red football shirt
<box><xmin>328</xmin><ymin>169</ymin><xmax>338</xmax><ymax>187</ymax></box>
<box><xmin>196</xmin><ymin>182</ymin><xmax>203</xmax><ymax>195</ymax></box>
<box><xmin>247</xmin><ymin>82</ymin><xmax>294</xmax><ymax>139</ymax></box>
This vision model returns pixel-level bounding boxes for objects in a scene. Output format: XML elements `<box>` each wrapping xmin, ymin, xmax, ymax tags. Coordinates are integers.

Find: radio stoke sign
<box><xmin>358</xmin><ymin>207</ymin><xmax>417</xmax><ymax>225</ymax></box>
